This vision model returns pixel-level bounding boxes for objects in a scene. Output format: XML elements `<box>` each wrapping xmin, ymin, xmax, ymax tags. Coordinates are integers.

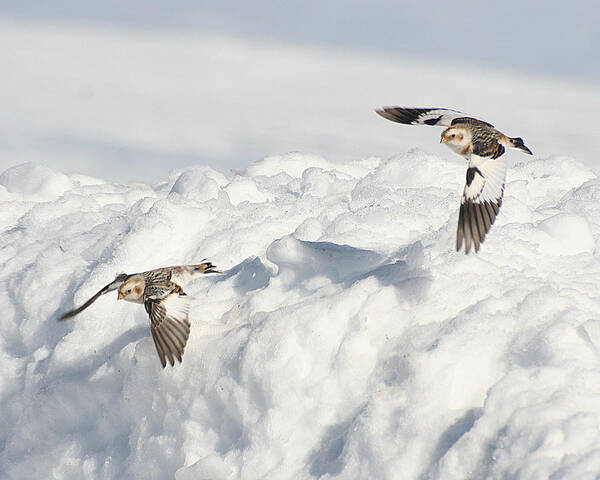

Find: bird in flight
<box><xmin>59</xmin><ymin>262</ymin><xmax>219</xmax><ymax>367</ymax></box>
<box><xmin>376</xmin><ymin>107</ymin><xmax>533</xmax><ymax>253</ymax></box>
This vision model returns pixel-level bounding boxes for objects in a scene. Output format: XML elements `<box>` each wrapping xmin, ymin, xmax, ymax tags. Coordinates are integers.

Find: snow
<box><xmin>2</xmin><ymin>146</ymin><xmax>600</xmax><ymax>479</ymax></box>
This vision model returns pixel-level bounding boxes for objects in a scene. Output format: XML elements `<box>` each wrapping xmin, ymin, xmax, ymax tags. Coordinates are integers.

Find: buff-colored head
<box><xmin>440</xmin><ymin>126</ymin><xmax>471</xmax><ymax>155</ymax></box>
<box><xmin>118</xmin><ymin>276</ymin><xmax>145</xmax><ymax>303</ymax></box>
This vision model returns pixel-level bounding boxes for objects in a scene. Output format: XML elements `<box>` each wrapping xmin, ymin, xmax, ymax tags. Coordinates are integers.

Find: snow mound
<box><xmin>1</xmin><ymin>152</ymin><xmax>599</xmax><ymax>479</ymax></box>
<box><xmin>0</xmin><ymin>163</ymin><xmax>74</xmax><ymax>201</ymax></box>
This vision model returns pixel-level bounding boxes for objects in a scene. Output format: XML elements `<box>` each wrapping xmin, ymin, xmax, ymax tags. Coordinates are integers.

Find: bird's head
<box><xmin>440</xmin><ymin>126</ymin><xmax>470</xmax><ymax>153</ymax></box>
<box><xmin>118</xmin><ymin>276</ymin><xmax>145</xmax><ymax>302</ymax></box>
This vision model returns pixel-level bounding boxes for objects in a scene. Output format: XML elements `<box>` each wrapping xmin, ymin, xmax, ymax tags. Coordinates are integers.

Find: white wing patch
<box><xmin>159</xmin><ymin>292</ymin><xmax>190</xmax><ymax>322</ymax></box>
<box><xmin>456</xmin><ymin>155</ymin><xmax>508</xmax><ymax>254</ymax></box>
<box><xmin>375</xmin><ymin>107</ymin><xmax>474</xmax><ymax>127</ymax></box>
<box><xmin>169</xmin><ymin>269</ymin><xmax>196</xmax><ymax>288</ymax></box>
<box><xmin>145</xmin><ymin>292</ymin><xmax>191</xmax><ymax>367</ymax></box>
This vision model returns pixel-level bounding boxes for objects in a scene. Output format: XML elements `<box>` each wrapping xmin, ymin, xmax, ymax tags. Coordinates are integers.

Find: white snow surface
<box><xmin>2</xmin><ymin>151</ymin><xmax>600</xmax><ymax>479</ymax></box>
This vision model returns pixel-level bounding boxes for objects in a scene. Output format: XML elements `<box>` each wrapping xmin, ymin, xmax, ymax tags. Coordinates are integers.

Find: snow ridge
<box><xmin>1</xmin><ymin>152</ymin><xmax>600</xmax><ymax>479</ymax></box>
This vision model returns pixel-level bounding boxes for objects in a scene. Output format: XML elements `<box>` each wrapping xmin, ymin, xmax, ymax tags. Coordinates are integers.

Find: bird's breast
<box><xmin>122</xmin><ymin>296</ymin><xmax>145</xmax><ymax>304</ymax></box>
<box><xmin>461</xmin><ymin>144</ymin><xmax>474</xmax><ymax>156</ymax></box>
<box><xmin>444</xmin><ymin>142</ymin><xmax>469</xmax><ymax>157</ymax></box>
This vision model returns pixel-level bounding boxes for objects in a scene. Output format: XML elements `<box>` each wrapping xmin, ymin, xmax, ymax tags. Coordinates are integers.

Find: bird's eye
<box><xmin>127</xmin><ymin>289</ymin><xmax>131</xmax><ymax>294</ymax></box>
<box><xmin>450</xmin><ymin>134</ymin><xmax>455</xmax><ymax>138</ymax></box>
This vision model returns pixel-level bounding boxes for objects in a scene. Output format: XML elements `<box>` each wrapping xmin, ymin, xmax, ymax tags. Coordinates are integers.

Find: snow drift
<box><xmin>1</xmin><ymin>151</ymin><xmax>600</xmax><ymax>479</ymax></box>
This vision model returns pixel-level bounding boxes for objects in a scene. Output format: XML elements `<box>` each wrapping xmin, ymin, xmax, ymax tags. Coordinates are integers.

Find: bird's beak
<box><xmin>440</xmin><ymin>137</ymin><xmax>448</xmax><ymax>143</ymax></box>
<box><xmin>117</xmin><ymin>291</ymin><xmax>124</xmax><ymax>300</ymax></box>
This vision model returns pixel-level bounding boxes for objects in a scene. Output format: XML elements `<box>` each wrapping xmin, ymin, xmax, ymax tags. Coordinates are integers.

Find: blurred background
<box><xmin>1</xmin><ymin>1</ymin><xmax>598</xmax><ymax>182</ymax></box>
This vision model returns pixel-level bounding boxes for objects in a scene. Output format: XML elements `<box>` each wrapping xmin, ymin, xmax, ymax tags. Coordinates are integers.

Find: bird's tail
<box><xmin>508</xmin><ymin>137</ymin><xmax>533</xmax><ymax>155</ymax></box>
<box><xmin>192</xmin><ymin>261</ymin><xmax>220</xmax><ymax>274</ymax></box>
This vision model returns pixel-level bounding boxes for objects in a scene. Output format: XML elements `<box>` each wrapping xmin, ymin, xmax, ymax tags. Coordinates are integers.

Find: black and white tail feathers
<box><xmin>193</xmin><ymin>262</ymin><xmax>219</xmax><ymax>274</ymax></box>
<box><xmin>508</xmin><ymin>137</ymin><xmax>533</xmax><ymax>155</ymax></box>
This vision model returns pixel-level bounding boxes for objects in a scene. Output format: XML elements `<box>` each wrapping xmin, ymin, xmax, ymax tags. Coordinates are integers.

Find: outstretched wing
<box><xmin>58</xmin><ymin>273</ymin><xmax>129</xmax><ymax>320</ymax></box>
<box><xmin>376</xmin><ymin>107</ymin><xmax>494</xmax><ymax>128</ymax></box>
<box><xmin>456</xmin><ymin>155</ymin><xmax>507</xmax><ymax>254</ymax></box>
<box><xmin>144</xmin><ymin>291</ymin><xmax>190</xmax><ymax>368</ymax></box>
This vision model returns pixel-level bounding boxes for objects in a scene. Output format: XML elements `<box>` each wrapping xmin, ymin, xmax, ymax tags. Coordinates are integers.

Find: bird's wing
<box><xmin>456</xmin><ymin>154</ymin><xmax>507</xmax><ymax>254</ymax></box>
<box><xmin>376</xmin><ymin>107</ymin><xmax>494</xmax><ymax>128</ymax></box>
<box><xmin>144</xmin><ymin>292</ymin><xmax>190</xmax><ymax>368</ymax></box>
<box><xmin>58</xmin><ymin>273</ymin><xmax>129</xmax><ymax>320</ymax></box>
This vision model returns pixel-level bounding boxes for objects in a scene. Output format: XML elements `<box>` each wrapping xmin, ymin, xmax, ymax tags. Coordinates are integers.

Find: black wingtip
<box><xmin>375</xmin><ymin>106</ymin><xmax>413</xmax><ymax>124</ymax></box>
<box><xmin>375</xmin><ymin>107</ymin><xmax>440</xmax><ymax>126</ymax></box>
<box><xmin>375</xmin><ymin>107</ymin><xmax>399</xmax><ymax>122</ymax></box>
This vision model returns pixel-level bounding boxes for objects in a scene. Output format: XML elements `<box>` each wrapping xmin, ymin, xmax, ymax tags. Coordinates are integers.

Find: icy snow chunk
<box><xmin>294</xmin><ymin>217</ymin><xmax>324</xmax><ymax>241</ymax></box>
<box><xmin>558</xmin><ymin>178</ymin><xmax>600</xmax><ymax>234</ymax></box>
<box><xmin>244</xmin><ymin>152</ymin><xmax>377</xmax><ymax>180</ymax></box>
<box><xmin>170</xmin><ymin>172</ymin><xmax>219</xmax><ymax>202</ymax></box>
<box><xmin>267</xmin><ymin>234</ymin><xmax>384</xmax><ymax>284</ymax></box>
<box><xmin>245</xmin><ymin>152</ymin><xmax>337</xmax><ymax>178</ymax></box>
<box><xmin>537</xmin><ymin>213</ymin><xmax>594</xmax><ymax>255</ymax></box>
<box><xmin>300</xmin><ymin>167</ymin><xmax>349</xmax><ymax>198</ymax></box>
<box><xmin>68</xmin><ymin>173</ymin><xmax>105</xmax><ymax>187</ymax></box>
<box><xmin>223</xmin><ymin>175</ymin><xmax>273</xmax><ymax>205</ymax></box>
<box><xmin>176</xmin><ymin>454</ymin><xmax>235</xmax><ymax>480</ymax></box>
<box><xmin>510</xmin><ymin>156</ymin><xmax>595</xmax><ymax>209</ymax></box>
<box><xmin>170</xmin><ymin>166</ymin><xmax>227</xmax><ymax>202</ymax></box>
<box><xmin>0</xmin><ymin>162</ymin><xmax>73</xmax><ymax>200</ymax></box>
<box><xmin>365</xmin><ymin>150</ymin><xmax>462</xmax><ymax>190</ymax></box>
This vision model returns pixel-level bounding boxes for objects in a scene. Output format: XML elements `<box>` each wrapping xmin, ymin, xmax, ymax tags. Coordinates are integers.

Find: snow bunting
<box><xmin>59</xmin><ymin>262</ymin><xmax>219</xmax><ymax>368</ymax></box>
<box><xmin>376</xmin><ymin>107</ymin><xmax>533</xmax><ymax>253</ymax></box>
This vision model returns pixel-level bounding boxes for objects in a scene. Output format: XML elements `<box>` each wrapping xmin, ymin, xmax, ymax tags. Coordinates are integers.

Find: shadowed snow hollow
<box><xmin>1</xmin><ymin>152</ymin><xmax>600</xmax><ymax>479</ymax></box>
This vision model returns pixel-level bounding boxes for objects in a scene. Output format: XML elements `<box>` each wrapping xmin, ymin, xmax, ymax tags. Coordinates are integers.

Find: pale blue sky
<box><xmin>2</xmin><ymin>0</ymin><xmax>598</xmax><ymax>80</ymax></box>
